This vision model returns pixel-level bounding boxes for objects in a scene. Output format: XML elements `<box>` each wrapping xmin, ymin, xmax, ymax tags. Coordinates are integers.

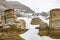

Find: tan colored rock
<box><xmin>50</xmin><ymin>9</ymin><xmax>60</xmax><ymax>21</ymax></box>
<box><xmin>31</xmin><ymin>18</ymin><xmax>42</xmax><ymax>25</ymax></box>
<box><xmin>33</xmin><ymin>17</ymin><xmax>49</xmax><ymax>36</ymax></box>
<box><xmin>39</xmin><ymin>21</ymin><xmax>47</xmax><ymax>28</ymax></box>
<box><xmin>15</xmin><ymin>19</ymin><xmax>26</xmax><ymax>29</ymax></box>
<box><xmin>0</xmin><ymin>9</ymin><xmax>28</xmax><ymax>40</ymax></box>
<box><xmin>0</xmin><ymin>22</ymin><xmax>28</xmax><ymax>40</ymax></box>
<box><xmin>4</xmin><ymin>9</ymin><xmax>17</xmax><ymax>23</ymax></box>
<box><xmin>33</xmin><ymin>17</ymin><xmax>48</xmax><ymax>36</ymax></box>
<box><xmin>38</xmin><ymin>21</ymin><xmax>48</xmax><ymax>36</ymax></box>
<box><xmin>38</xmin><ymin>9</ymin><xmax>60</xmax><ymax>39</ymax></box>
<box><xmin>4</xmin><ymin>9</ymin><xmax>17</xmax><ymax>18</ymax></box>
<box><xmin>49</xmin><ymin>9</ymin><xmax>60</xmax><ymax>39</ymax></box>
<box><xmin>50</xmin><ymin>9</ymin><xmax>60</xmax><ymax>28</ymax></box>
<box><xmin>0</xmin><ymin>28</ymin><xmax>25</xmax><ymax>40</ymax></box>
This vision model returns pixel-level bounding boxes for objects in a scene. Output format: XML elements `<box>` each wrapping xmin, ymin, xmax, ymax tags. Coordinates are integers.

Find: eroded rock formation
<box><xmin>0</xmin><ymin>9</ymin><xmax>28</xmax><ymax>40</ymax></box>
<box><xmin>49</xmin><ymin>9</ymin><xmax>60</xmax><ymax>39</ymax></box>
<box><xmin>31</xmin><ymin>18</ymin><xmax>42</xmax><ymax>25</ymax></box>
<box><xmin>36</xmin><ymin>9</ymin><xmax>60</xmax><ymax>39</ymax></box>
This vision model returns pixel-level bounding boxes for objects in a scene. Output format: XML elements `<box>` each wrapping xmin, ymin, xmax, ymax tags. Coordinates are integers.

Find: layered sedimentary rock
<box><xmin>4</xmin><ymin>9</ymin><xmax>17</xmax><ymax>23</ymax></box>
<box><xmin>37</xmin><ymin>9</ymin><xmax>60</xmax><ymax>39</ymax></box>
<box><xmin>49</xmin><ymin>9</ymin><xmax>60</xmax><ymax>39</ymax></box>
<box><xmin>0</xmin><ymin>9</ymin><xmax>28</xmax><ymax>40</ymax></box>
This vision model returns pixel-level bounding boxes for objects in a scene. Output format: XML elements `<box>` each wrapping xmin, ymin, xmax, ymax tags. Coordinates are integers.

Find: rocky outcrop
<box><xmin>31</xmin><ymin>18</ymin><xmax>42</xmax><ymax>25</ymax></box>
<box><xmin>37</xmin><ymin>9</ymin><xmax>60</xmax><ymax>39</ymax></box>
<box><xmin>0</xmin><ymin>9</ymin><xmax>28</xmax><ymax>40</ymax></box>
<box><xmin>49</xmin><ymin>9</ymin><xmax>60</xmax><ymax>39</ymax></box>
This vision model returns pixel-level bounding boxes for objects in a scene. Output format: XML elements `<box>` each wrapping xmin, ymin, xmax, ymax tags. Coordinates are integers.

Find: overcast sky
<box><xmin>6</xmin><ymin>0</ymin><xmax>60</xmax><ymax>12</ymax></box>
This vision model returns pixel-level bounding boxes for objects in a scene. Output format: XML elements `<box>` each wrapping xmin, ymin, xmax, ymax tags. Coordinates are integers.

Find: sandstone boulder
<box><xmin>31</xmin><ymin>18</ymin><xmax>42</xmax><ymax>25</ymax></box>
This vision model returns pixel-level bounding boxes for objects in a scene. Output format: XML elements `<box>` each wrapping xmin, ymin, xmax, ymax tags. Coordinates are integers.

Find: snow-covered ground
<box><xmin>17</xmin><ymin>16</ymin><xmax>59</xmax><ymax>40</ymax></box>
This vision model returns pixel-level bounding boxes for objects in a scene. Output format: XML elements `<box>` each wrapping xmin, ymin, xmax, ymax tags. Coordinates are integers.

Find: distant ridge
<box><xmin>0</xmin><ymin>0</ymin><xmax>34</xmax><ymax>15</ymax></box>
<box><xmin>7</xmin><ymin>1</ymin><xmax>34</xmax><ymax>13</ymax></box>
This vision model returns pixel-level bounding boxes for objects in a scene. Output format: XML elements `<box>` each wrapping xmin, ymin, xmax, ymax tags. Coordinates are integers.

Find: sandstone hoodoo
<box><xmin>49</xmin><ymin>9</ymin><xmax>60</xmax><ymax>39</ymax></box>
<box><xmin>37</xmin><ymin>9</ymin><xmax>60</xmax><ymax>39</ymax></box>
<box><xmin>4</xmin><ymin>9</ymin><xmax>17</xmax><ymax>23</ymax></box>
<box><xmin>0</xmin><ymin>9</ymin><xmax>28</xmax><ymax>40</ymax></box>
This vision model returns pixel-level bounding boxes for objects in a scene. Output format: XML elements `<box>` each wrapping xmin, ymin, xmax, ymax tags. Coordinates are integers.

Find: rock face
<box><xmin>0</xmin><ymin>9</ymin><xmax>28</xmax><ymax>40</ymax></box>
<box><xmin>4</xmin><ymin>9</ymin><xmax>17</xmax><ymax>23</ymax></box>
<box><xmin>50</xmin><ymin>9</ymin><xmax>60</xmax><ymax>21</ymax></box>
<box><xmin>49</xmin><ymin>9</ymin><xmax>60</xmax><ymax>39</ymax></box>
<box><xmin>15</xmin><ymin>19</ymin><xmax>26</xmax><ymax>29</ymax></box>
<box><xmin>37</xmin><ymin>21</ymin><xmax>48</xmax><ymax>36</ymax></box>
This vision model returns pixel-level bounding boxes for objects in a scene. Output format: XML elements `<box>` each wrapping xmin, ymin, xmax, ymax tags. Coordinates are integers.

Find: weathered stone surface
<box><xmin>31</xmin><ymin>18</ymin><xmax>42</xmax><ymax>25</ymax></box>
<box><xmin>33</xmin><ymin>17</ymin><xmax>49</xmax><ymax>36</ymax></box>
<box><xmin>4</xmin><ymin>9</ymin><xmax>17</xmax><ymax>18</ymax></box>
<box><xmin>38</xmin><ymin>22</ymin><xmax>48</xmax><ymax>36</ymax></box>
<box><xmin>0</xmin><ymin>24</ymin><xmax>28</xmax><ymax>40</ymax></box>
<box><xmin>34</xmin><ymin>18</ymin><xmax>49</xmax><ymax>36</ymax></box>
<box><xmin>39</xmin><ymin>21</ymin><xmax>47</xmax><ymax>28</ymax></box>
<box><xmin>50</xmin><ymin>9</ymin><xmax>60</xmax><ymax>21</ymax></box>
<box><xmin>50</xmin><ymin>20</ymin><xmax>60</xmax><ymax>28</ymax></box>
<box><xmin>50</xmin><ymin>9</ymin><xmax>60</xmax><ymax>28</ymax></box>
<box><xmin>38</xmin><ymin>29</ymin><xmax>48</xmax><ymax>36</ymax></box>
<box><xmin>4</xmin><ymin>9</ymin><xmax>17</xmax><ymax>23</ymax></box>
<box><xmin>49</xmin><ymin>9</ymin><xmax>60</xmax><ymax>39</ymax></box>
<box><xmin>15</xmin><ymin>19</ymin><xmax>26</xmax><ymax>29</ymax></box>
<box><xmin>0</xmin><ymin>28</ymin><xmax>26</xmax><ymax>40</ymax></box>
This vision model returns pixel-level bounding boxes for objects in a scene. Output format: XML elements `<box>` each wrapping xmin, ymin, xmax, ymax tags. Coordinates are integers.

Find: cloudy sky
<box><xmin>6</xmin><ymin>0</ymin><xmax>60</xmax><ymax>12</ymax></box>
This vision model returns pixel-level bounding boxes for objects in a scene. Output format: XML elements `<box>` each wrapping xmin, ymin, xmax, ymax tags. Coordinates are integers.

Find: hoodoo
<box><xmin>0</xmin><ymin>9</ymin><xmax>28</xmax><ymax>40</ymax></box>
